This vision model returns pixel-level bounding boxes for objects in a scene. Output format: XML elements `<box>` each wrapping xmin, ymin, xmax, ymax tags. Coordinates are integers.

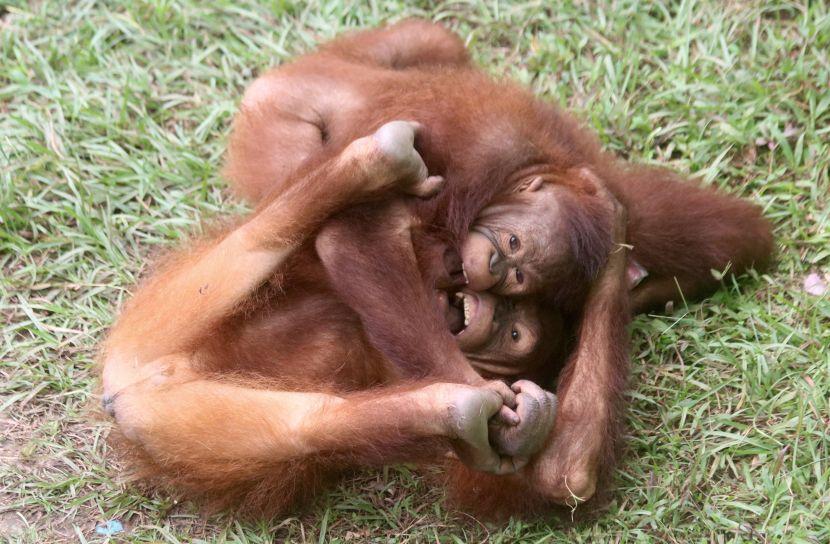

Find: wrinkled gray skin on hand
<box><xmin>489</xmin><ymin>380</ymin><xmax>557</xmax><ymax>462</ymax></box>
<box><xmin>371</xmin><ymin>120</ymin><xmax>445</xmax><ymax>198</ymax></box>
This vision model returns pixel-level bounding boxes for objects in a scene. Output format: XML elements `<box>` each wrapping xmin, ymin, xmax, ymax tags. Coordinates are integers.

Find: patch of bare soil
<box><xmin>1</xmin><ymin>417</ymin><xmax>28</xmax><ymax>538</ymax></box>
<box><xmin>0</xmin><ymin>511</ymin><xmax>27</xmax><ymax>539</ymax></box>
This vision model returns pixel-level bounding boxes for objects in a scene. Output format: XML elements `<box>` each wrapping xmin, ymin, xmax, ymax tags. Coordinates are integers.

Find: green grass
<box><xmin>1</xmin><ymin>0</ymin><xmax>828</xmax><ymax>541</ymax></box>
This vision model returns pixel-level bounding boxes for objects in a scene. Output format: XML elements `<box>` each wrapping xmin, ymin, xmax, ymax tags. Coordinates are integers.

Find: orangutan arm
<box><xmin>315</xmin><ymin>201</ymin><xmax>482</xmax><ymax>384</ymax></box>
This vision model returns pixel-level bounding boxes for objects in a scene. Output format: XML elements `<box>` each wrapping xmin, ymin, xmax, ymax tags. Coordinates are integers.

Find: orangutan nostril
<box><xmin>489</xmin><ymin>250</ymin><xmax>500</xmax><ymax>274</ymax></box>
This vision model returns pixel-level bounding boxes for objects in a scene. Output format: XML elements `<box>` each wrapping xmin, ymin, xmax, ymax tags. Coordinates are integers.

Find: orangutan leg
<box><xmin>106</xmin><ymin>358</ymin><xmax>520</xmax><ymax>478</ymax></box>
<box><xmin>225</xmin><ymin>20</ymin><xmax>468</xmax><ymax>203</ymax></box>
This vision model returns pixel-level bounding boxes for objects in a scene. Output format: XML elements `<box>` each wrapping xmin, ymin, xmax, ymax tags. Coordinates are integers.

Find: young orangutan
<box><xmin>221</xmin><ymin>19</ymin><xmax>773</xmax><ymax>512</ymax></box>
<box><xmin>102</xmin><ymin>121</ymin><xmax>573</xmax><ymax>516</ymax></box>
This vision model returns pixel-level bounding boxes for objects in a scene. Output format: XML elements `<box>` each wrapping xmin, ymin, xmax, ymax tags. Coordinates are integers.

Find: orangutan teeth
<box><xmin>463</xmin><ymin>295</ymin><xmax>470</xmax><ymax>326</ymax></box>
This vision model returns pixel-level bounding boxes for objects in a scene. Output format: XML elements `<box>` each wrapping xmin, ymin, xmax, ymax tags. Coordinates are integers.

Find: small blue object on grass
<box><xmin>95</xmin><ymin>520</ymin><xmax>124</xmax><ymax>536</ymax></box>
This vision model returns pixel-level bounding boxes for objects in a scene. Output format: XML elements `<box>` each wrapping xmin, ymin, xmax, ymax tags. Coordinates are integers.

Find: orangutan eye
<box><xmin>510</xmin><ymin>328</ymin><xmax>520</xmax><ymax>342</ymax></box>
<box><xmin>508</xmin><ymin>234</ymin><xmax>520</xmax><ymax>251</ymax></box>
<box><xmin>515</xmin><ymin>269</ymin><xmax>524</xmax><ymax>284</ymax></box>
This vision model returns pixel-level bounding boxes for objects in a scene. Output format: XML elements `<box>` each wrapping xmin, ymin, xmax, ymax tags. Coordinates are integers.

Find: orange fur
<box><xmin>100</xmin><ymin>20</ymin><xmax>774</xmax><ymax>521</ymax></box>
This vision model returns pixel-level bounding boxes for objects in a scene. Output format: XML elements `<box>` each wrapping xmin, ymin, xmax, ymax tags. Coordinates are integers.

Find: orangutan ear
<box><xmin>575</xmin><ymin>167</ymin><xmax>603</xmax><ymax>193</ymax></box>
<box><xmin>516</xmin><ymin>175</ymin><xmax>545</xmax><ymax>192</ymax></box>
